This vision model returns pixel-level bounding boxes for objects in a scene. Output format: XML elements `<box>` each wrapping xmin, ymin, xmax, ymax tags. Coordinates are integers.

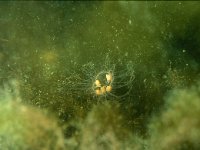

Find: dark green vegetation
<box><xmin>0</xmin><ymin>1</ymin><xmax>200</xmax><ymax>150</ymax></box>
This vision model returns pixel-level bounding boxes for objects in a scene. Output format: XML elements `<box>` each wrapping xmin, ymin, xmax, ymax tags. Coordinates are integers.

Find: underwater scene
<box><xmin>0</xmin><ymin>1</ymin><xmax>200</xmax><ymax>150</ymax></box>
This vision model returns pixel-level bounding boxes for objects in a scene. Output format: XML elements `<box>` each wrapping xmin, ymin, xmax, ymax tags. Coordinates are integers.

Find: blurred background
<box><xmin>0</xmin><ymin>1</ymin><xmax>200</xmax><ymax>150</ymax></box>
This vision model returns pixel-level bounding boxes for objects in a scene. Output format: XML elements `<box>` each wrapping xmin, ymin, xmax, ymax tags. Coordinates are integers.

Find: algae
<box><xmin>0</xmin><ymin>1</ymin><xmax>200</xmax><ymax>150</ymax></box>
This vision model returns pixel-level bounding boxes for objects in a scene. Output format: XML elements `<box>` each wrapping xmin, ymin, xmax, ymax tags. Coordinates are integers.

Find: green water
<box><xmin>0</xmin><ymin>1</ymin><xmax>200</xmax><ymax>150</ymax></box>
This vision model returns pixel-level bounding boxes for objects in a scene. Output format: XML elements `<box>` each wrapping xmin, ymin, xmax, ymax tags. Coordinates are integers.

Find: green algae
<box><xmin>0</xmin><ymin>1</ymin><xmax>200</xmax><ymax>150</ymax></box>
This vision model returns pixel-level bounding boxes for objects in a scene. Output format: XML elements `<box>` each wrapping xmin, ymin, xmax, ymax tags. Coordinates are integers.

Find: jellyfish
<box><xmin>65</xmin><ymin>55</ymin><xmax>135</xmax><ymax>101</ymax></box>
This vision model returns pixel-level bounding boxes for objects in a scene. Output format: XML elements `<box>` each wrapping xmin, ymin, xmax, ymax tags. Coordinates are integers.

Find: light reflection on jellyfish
<box><xmin>65</xmin><ymin>55</ymin><xmax>135</xmax><ymax>100</ymax></box>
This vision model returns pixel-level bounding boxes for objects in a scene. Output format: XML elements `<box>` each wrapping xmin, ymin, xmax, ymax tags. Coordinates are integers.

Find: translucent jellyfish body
<box><xmin>92</xmin><ymin>71</ymin><xmax>113</xmax><ymax>96</ymax></box>
<box><xmin>65</xmin><ymin>57</ymin><xmax>135</xmax><ymax>100</ymax></box>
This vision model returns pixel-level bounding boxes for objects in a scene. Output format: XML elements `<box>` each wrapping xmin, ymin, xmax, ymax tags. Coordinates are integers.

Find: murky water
<box><xmin>0</xmin><ymin>1</ymin><xmax>200</xmax><ymax>150</ymax></box>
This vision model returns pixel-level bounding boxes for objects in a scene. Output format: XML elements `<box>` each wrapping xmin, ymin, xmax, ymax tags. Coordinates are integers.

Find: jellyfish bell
<box><xmin>92</xmin><ymin>70</ymin><xmax>114</xmax><ymax>97</ymax></box>
<box><xmin>91</xmin><ymin>61</ymin><xmax>135</xmax><ymax>100</ymax></box>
